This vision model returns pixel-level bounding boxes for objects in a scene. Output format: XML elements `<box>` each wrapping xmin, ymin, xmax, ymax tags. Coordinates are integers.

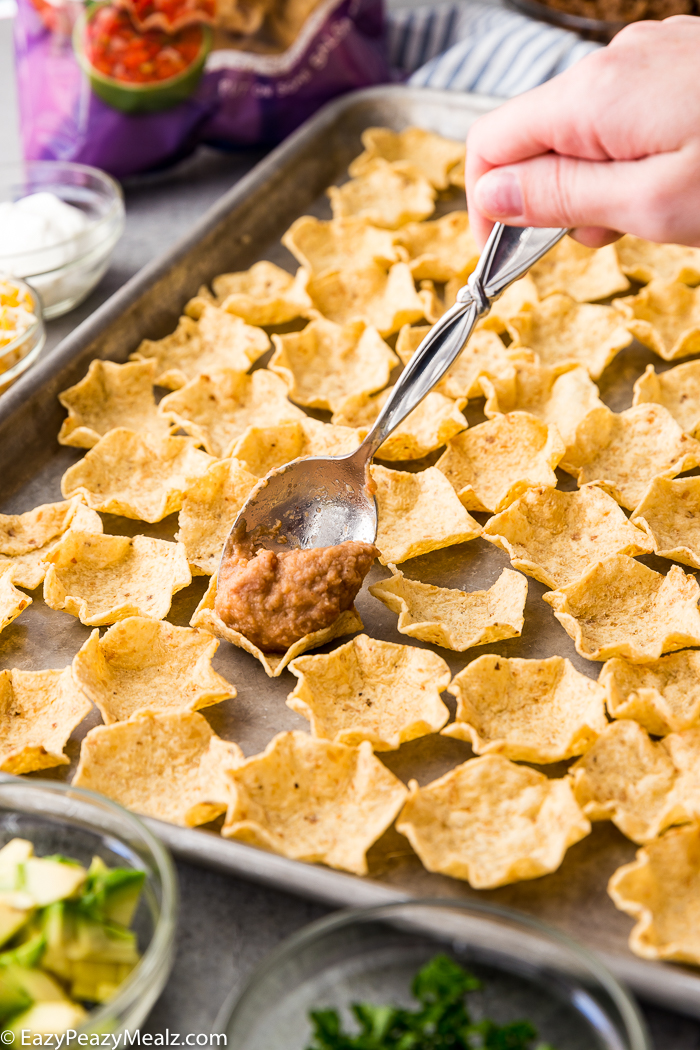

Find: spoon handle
<box><xmin>359</xmin><ymin>221</ymin><xmax>567</xmax><ymax>460</ymax></box>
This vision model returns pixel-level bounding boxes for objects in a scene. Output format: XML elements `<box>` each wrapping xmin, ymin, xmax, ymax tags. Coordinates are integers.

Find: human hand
<box><xmin>465</xmin><ymin>16</ymin><xmax>700</xmax><ymax>248</ymax></box>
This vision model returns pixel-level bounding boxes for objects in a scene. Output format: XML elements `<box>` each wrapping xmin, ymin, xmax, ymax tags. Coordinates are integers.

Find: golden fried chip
<box><xmin>61</xmin><ymin>430</ymin><xmax>215</xmax><ymax>524</ymax></box>
<box><xmin>396</xmin><ymin>754</ymin><xmax>590</xmax><ymax>888</ymax></box>
<box><xmin>72</xmin><ymin>618</ymin><xmax>235</xmax><ymax>724</ymax></box>
<box><xmin>601</xmin><ymin>651</ymin><xmax>700</xmax><ymax>736</ymax></box>
<box><xmin>481</xmin><ymin>362</ymin><xmax>605</xmax><ymax>452</ymax></box>
<box><xmin>328</xmin><ymin>160</ymin><xmax>436</xmax><ymax>229</ymax></box>
<box><xmin>448</xmin><ymin>156</ymin><xmax>465</xmax><ymax>188</ymax></box>
<box><xmin>190</xmin><ymin>574</ymin><xmax>363</xmax><ymax>678</ymax></box>
<box><xmin>615</xmin><ymin>235</ymin><xmax>700</xmax><ymax>286</ymax></box>
<box><xmin>43</xmin><ymin>530</ymin><xmax>191</xmax><ymax>626</ymax></box>
<box><xmin>269</xmin><ymin>318</ymin><xmax>398</xmax><ymax>411</ymax></box>
<box><xmin>73</xmin><ymin>710</ymin><xmax>242</xmax><ymax>827</ymax></box>
<box><xmin>176</xmin><ymin>459</ymin><xmax>258</xmax><ymax>575</ymax></box>
<box><xmin>306</xmin><ymin>262</ymin><xmax>427</xmax><ymax>338</ymax></box>
<box><xmin>212</xmin><ymin>262</ymin><xmax>312</xmax><ymax>326</ymax></box>
<box><xmin>633</xmin><ymin>361</ymin><xmax>700</xmax><ymax>438</ymax></box>
<box><xmin>372</xmin><ymin>464</ymin><xmax>481</xmax><ymax>565</ymax></box>
<box><xmin>0</xmin><ymin>667</ymin><xmax>92</xmax><ymax>774</ymax></box>
<box><xmin>286</xmin><ymin>633</ymin><xmax>450</xmax><ymax>750</ymax></box>
<box><xmin>0</xmin><ymin>573</ymin><xmax>31</xmax><ymax>633</ymax></box>
<box><xmin>229</xmin><ymin>418</ymin><xmax>361</xmax><ymax>479</ymax></box>
<box><xmin>570</xmin><ymin>719</ymin><xmax>700</xmax><ymax>842</ymax></box>
<box><xmin>58</xmin><ymin>359</ymin><xmax>172</xmax><ymax>449</ymax></box>
<box><xmin>0</xmin><ymin>498</ymin><xmax>102</xmax><ymax>589</ymax></box>
<box><xmin>158</xmin><ymin>368</ymin><xmax>305</xmax><ymax>458</ymax></box>
<box><xmin>370</xmin><ymin>565</ymin><xmax>527</xmax><ymax>651</ymax></box>
<box><xmin>484</xmin><ymin>486</ymin><xmax>653</xmax><ymax>590</ymax></box>
<box><xmin>332</xmin><ymin>387</ymin><xmax>467</xmax><ymax>461</ymax></box>
<box><xmin>507</xmin><ymin>295</ymin><xmax>632</xmax><ymax>379</ymax></box>
<box><xmin>563</xmin><ymin>404</ymin><xmax>700</xmax><ymax>511</ymax></box>
<box><xmin>281</xmin><ymin>216</ymin><xmax>399</xmax><ymax>279</ymax></box>
<box><xmin>348</xmin><ymin>127</ymin><xmax>464</xmax><ymax>191</ymax></box>
<box><xmin>543</xmin><ymin>554</ymin><xmax>700</xmax><ymax>662</ymax></box>
<box><xmin>393</xmin><ymin>212</ymin><xmax>479</xmax><ymax>282</ymax></box>
<box><xmin>632</xmin><ymin>476</ymin><xmax>700</xmax><ymax>568</ymax></box>
<box><xmin>476</xmin><ymin>276</ymin><xmax>539</xmax><ymax>335</ymax></box>
<box><xmin>130</xmin><ymin>305</ymin><xmax>269</xmax><ymax>389</ymax></box>
<box><xmin>443</xmin><ymin>655</ymin><xmax>607</xmax><ymax>763</ymax></box>
<box><xmin>530</xmin><ymin>237</ymin><xmax>629</xmax><ymax>302</ymax></box>
<box><xmin>614</xmin><ymin>280</ymin><xmax>700</xmax><ymax>361</ymax></box>
<box><xmin>221</xmin><ymin>731</ymin><xmax>407</xmax><ymax>875</ymax></box>
<box><xmin>608</xmin><ymin>824</ymin><xmax>700</xmax><ymax>964</ymax></box>
<box><xmin>437</xmin><ymin>412</ymin><xmax>565</xmax><ymax>514</ymax></box>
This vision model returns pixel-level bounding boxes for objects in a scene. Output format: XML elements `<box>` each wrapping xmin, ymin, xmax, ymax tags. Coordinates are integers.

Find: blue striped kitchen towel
<box><xmin>387</xmin><ymin>1</ymin><xmax>601</xmax><ymax>97</ymax></box>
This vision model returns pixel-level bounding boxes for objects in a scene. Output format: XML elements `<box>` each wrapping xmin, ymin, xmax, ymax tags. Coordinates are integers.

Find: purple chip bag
<box><xmin>14</xmin><ymin>0</ymin><xmax>390</xmax><ymax>178</ymax></box>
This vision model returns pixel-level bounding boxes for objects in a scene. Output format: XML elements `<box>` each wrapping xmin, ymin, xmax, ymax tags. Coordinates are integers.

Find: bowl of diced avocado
<box><xmin>0</xmin><ymin>776</ymin><xmax>177</xmax><ymax>1039</ymax></box>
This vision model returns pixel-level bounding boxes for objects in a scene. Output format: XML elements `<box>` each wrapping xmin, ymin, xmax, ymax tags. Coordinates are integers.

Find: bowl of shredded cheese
<box><xmin>0</xmin><ymin>275</ymin><xmax>45</xmax><ymax>395</ymax></box>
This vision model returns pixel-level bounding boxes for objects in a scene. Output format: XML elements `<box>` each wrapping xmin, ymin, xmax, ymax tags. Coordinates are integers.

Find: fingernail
<box><xmin>475</xmin><ymin>169</ymin><xmax>523</xmax><ymax>218</ymax></box>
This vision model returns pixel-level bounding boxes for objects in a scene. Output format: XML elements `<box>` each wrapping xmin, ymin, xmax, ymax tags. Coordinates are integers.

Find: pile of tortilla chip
<box><xmin>11</xmin><ymin>123</ymin><xmax>700</xmax><ymax>971</ymax></box>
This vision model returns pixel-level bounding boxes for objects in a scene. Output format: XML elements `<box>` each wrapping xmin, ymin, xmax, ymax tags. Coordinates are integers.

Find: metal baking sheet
<box><xmin>1</xmin><ymin>84</ymin><xmax>699</xmax><ymax>1017</ymax></box>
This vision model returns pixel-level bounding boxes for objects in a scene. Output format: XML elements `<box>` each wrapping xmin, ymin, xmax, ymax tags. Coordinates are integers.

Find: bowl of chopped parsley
<box><xmin>216</xmin><ymin>900</ymin><xmax>651</xmax><ymax>1050</ymax></box>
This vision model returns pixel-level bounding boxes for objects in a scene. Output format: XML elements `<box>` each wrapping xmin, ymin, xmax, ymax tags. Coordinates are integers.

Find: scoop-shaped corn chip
<box><xmin>176</xmin><ymin>459</ymin><xmax>258</xmax><ymax>575</ymax></box>
<box><xmin>564</xmin><ymin>404</ymin><xmax>700</xmax><ymax>511</ymax></box>
<box><xmin>73</xmin><ymin>618</ymin><xmax>235</xmax><ymax>724</ymax></box>
<box><xmin>615</xmin><ymin>280</ymin><xmax>700</xmax><ymax>361</ymax></box>
<box><xmin>281</xmin><ymin>216</ymin><xmax>399</xmax><ymax>279</ymax></box>
<box><xmin>329</xmin><ymin>159</ymin><xmax>436</xmax><ymax>228</ymax></box>
<box><xmin>61</xmin><ymin>430</ymin><xmax>215</xmax><ymax>523</ymax></box>
<box><xmin>601</xmin><ymin>651</ymin><xmax>700</xmax><ymax>736</ymax></box>
<box><xmin>530</xmin><ymin>237</ymin><xmax>629</xmax><ymax>302</ymax></box>
<box><xmin>0</xmin><ymin>667</ymin><xmax>92</xmax><ymax>774</ymax></box>
<box><xmin>608</xmin><ymin>824</ymin><xmax>700</xmax><ymax>964</ymax></box>
<box><xmin>286</xmin><ymin>633</ymin><xmax>450</xmax><ymax>750</ymax></box>
<box><xmin>221</xmin><ymin>730</ymin><xmax>407</xmax><ymax>875</ymax></box>
<box><xmin>44</xmin><ymin>530</ymin><xmax>191</xmax><ymax>626</ymax></box>
<box><xmin>632</xmin><ymin>476</ymin><xmax>700</xmax><ymax>568</ymax></box>
<box><xmin>393</xmin><ymin>212</ymin><xmax>479</xmax><ymax>282</ymax></box>
<box><xmin>58</xmin><ymin>359</ymin><xmax>172</xmax><ymax>449</ymax></box>
<box><xmin>212</xmin><ymin>262</ymin><xmax>312</xmax><ymax>326</ymax></box>
<box><xmin>544</xmin><ymin>554</ymin><xmax>700</xmax><ymax>663</ymax></box>
<box><xmin>615</xmin><ymin>235</ymin><xmax>700</xmax><ymax>286</ymax></box>
<box><xmin>332</xmin><ymin>387</ymin><xmax>467</xmax><ymax>460</ymax></box>
<box><xmin>0</xmin><ymin>573</ymin><xmax>31</xmax><ymax>633</ymax></box>
<box><xmin>507</xmin><ymin>295</ymin><xmax>632</xmax><ymax>379</ymax></box>
<box><xmin>570</xmin><ymin>719</ymin><xmax>700</xmax><ymax>842</ymax></box>
<box><xmin>370</xmin><ymin>565</ymin><xmax>527</xmax><ymax>651</ymax></box>
<box><xmin>190</xmin><ymin>573</ymin><xmax>363</xmax><ymax>678</ymax></box>
<box><xmin>484</xmin><ymin>486</ymin><xmax>653</xmax><ymax>590</ymax></box>
<box><xmin>481</xmin><ymin>362</ymin><xmax>605</xmax><ymax>452</ymax></box>
<box><xmin>437</xmin><ymin>412</ymin><xmax>565</xmax><ymax>514</ymax></box>
<box><xmin>229</xmin><ymin>418</ymin><xmax>361</xmax><ymax>479</ymax></box>
<box><xmin>476</xmin><ymin>276</ymin><xmax>539</xmax><ymax>335</ymax></box>
<box><xmin>633</xmin><ymin>361</ymin><xmax>700</xmax><ymax>436</ymax></box>
<box><xmin>0</xmin><ymin>497</ymin><xmax>102</xmax><ymax>589</ymax></box>
<box><xmin>348</xmin><ymin>127</ymin><xmax>464</xmax><ymax>190</ymax></box>
<box><xmin>307</xmin><ymin>262</ymin><xmax>427</xmax><ymax>338</ymax></box>
<box><xmin>130</xmin><ymin>305</ymin><xmax>269</xmax><ymax>389</ymax></box>
<box><xmin>448</xmin><ymin>156</ymin><xmax>465</xmax><ymax>188</ymax></box>
<box><xmin>269</xmin><ymin>318</ymin><xmax>397</xmax><ymax>411</ymax></box>
<box><xmin>158</xmin><ymin>367</ymin><xmax>305</xmax><ymax>458</ymax></box>
<box><xmin>443</xmin><ymin>655</ymin><xmax>607</xmax><ymax>763</ymax></box>
<box><xmin>73</xmin><ymin>710</ymin><xmax>242</xmax><ymax>827</ymax></box>
<box><xmin>396</xmin><ymin>754</ymin><xmax>590</xmax><ymax>888</ymax></box>
<box><xmin>372</xmin><ymin>464</ymin><xmax>481</xmax><ymax>565</ymax></box>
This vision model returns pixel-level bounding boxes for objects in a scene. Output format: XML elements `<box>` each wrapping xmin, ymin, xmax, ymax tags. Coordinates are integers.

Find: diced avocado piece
<box><xmin>40</xmin><ymin>903</ymin><xmax>74</xmax><ymax>982</ymax></box>
<box><xmin>71</xmin><ymin>916</ymin><xmax>139</xmax><ymax>966</ymax></box>
<box><xmin>0</xmin><ymin>896</ymin><xmax>33</xmax><ymax>949</ymax></box>
<box><xmin>3</xmin><ymin>999</ymin><xmax>87</xmax><ymax>1038</ymax></box>
<box><xmin>83</xmin><ymin>859</ymin><xmax>145</xmax><ymax>927</ymax></box>
<box><xmin>22</xmin><ymin>857</ymin><xmax>87</xmax><ymax>907</ymax></box>
<box><xmin>2</xmin><ymin>966</ymin><xmax>67</xmax><ymax>1004</ymax></box>
<box><xmin>0</xmin><ymin>932</ymin><xmax>46</xmax><ymax>970</ymax></box>
<box><xmin>70</xmin><ymin>960</ymin><xmax>135</xmax><ymax>1004</ymax></box>
<box><xmin>0</xmin><ymin>841</ymin><xmax>33</xmax><ymax>893</ymax></box>
<box><xmin>0</xmin><ymin>973</ymin><xmax>31</xmax><ymax>1024</ymax></box>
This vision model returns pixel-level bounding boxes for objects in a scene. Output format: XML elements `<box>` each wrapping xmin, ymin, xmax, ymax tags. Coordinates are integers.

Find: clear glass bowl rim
<box><xmin>0</xmin><ymin>774</ymin><xmax>179</xmax><ymax>1031</ymax></box>
<box><xmin>0</xmin><ymin>274</ymin><xmax>45</xmax><ymax>364</ymax></box>
<box><xmin>217</xmin><ymin>897</ymin><xmax>652</xmax><ymax>1050</ymax></box>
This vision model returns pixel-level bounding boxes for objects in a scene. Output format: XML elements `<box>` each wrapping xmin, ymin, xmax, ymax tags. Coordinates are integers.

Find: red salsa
<box><xmin>85</xmin><ymin>5</ymin><xmax>204</xmax><ymax>83</ymax></box>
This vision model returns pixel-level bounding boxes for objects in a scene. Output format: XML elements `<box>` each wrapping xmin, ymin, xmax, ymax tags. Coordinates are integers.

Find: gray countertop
<box><xmin>43</xmin><ymin>144</ymin><xmax>700</xmax><ymax>1050</ymax></box>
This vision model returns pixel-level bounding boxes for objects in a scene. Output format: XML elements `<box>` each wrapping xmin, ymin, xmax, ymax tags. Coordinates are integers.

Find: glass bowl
<box><xmin>0</xmin><ymin>161</ymin><xmax>125</xmax><ymax>319</ymax></box>
<box><xmin>0</xmin><ymin>774</ymin><xmax>178</xmax><ymax>1034</ymax></box>
<box><xmin>217</xmin><ymin>899</ymin><xmax>651</xmax><ymax>1050</ymax></box>
<box><xmin>0</xmin><ymin>276</ymin><xmax>46</xmax><ymax>395</ymax></box>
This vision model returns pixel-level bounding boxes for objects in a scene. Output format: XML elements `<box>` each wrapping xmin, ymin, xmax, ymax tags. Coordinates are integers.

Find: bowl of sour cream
<box><xmin>0</xmin><ymin>161</ymin><xmax>125</xmax><ymax>319</ymax></box>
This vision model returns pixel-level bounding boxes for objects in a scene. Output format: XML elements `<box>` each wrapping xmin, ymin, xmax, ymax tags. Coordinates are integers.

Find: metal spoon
<box><xmin>220</xmin><ymin>221</ymin><xmax>566</xmax><ymax>563</ymax></box>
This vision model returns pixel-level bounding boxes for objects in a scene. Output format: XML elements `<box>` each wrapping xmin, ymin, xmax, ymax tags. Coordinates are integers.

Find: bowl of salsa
<box><xmin>73</xmin><ymin>2</ymin><xmax>211</xmax><ymax>113</ymax></box>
